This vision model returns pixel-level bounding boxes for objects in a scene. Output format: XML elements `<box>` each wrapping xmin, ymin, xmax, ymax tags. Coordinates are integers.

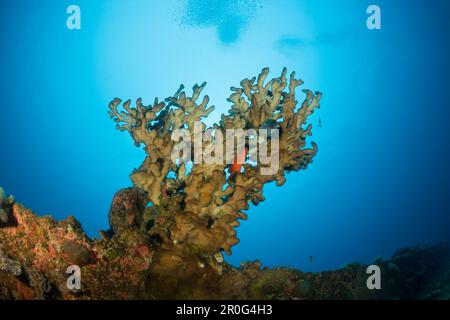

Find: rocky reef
<box><xmin>1</xmin><ymin>69</ymin><xmax>449</xmax><ymax>299</ymax></box>
<box><xmin>1</xmin><ymin>187</ymin><xmax>449</xmax><ymax>300</ymax></box>
<box><xmin>0</xmin><ymin>190</ymin><xmax>449</xmax><ymax>300</ymax></box>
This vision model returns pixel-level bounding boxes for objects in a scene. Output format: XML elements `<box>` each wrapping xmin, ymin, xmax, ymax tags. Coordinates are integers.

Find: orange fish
<box><xmin>228</xmin><ymin>147</ymin><xmax>247</xmax><ymax>174</ymax></box>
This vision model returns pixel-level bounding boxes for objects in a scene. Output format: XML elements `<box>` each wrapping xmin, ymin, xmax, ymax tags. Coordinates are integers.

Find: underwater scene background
<box><xmin>1</xmin><ymin>0</ymin><xmax>449</xmax><ymax>273</ymax></box>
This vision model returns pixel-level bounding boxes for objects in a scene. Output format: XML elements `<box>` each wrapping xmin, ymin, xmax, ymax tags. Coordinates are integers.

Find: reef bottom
<box><xmin>0</xmin><ymin>188</ymin><xmax>449</xmax><ymax>300</ymax></box>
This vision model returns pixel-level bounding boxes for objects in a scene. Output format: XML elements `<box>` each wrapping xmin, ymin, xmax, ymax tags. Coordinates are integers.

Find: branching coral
<box><xmin>109</xmin><ymin>68</ymin><xmax>322</xmax><ymax>256</ymax></box>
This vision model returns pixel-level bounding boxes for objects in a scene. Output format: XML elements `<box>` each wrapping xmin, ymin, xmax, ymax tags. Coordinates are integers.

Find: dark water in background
<box><xmin>0</xmin><ymin>0</ymin><xmax>449</xmax><ymax>272</ymax></box>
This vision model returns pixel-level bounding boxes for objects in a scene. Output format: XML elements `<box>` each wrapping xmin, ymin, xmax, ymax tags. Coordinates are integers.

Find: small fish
<box><xmin>228</xmin><ymin>148</ymin><xmax>247</xmax><ymax>174</ymax></box>
<box><xmin>261</xmin><ymin>119</ymin><xmax>281</xmax><ymax>140</ymax></box>
<box><xmin>261</xmin><ymin>119</ymin><xmax>279</xmax><ymax>130</ymax></box>
<box><xmin>318</xmin><ymin>118</ymin><xmax>323</xmax><ymax>128</ymax></box>
<box><xmin>309</xmin><ymin>256</ymin><xmax>314</xmax><ymax>263</ymax></box>
<box><xmin>161</xmin><ymin>184</ymin><xmax>168</xmax><ymax>197</ymax></box>
<box><xmin>0</xmin><ymin>208</ymin><xmax>8</xmax><ymax>224</ymax></box>
<box><xmin>147</xmin><ymin>110</ymin><xmax>167</xmax><ymax>130</ymax></box>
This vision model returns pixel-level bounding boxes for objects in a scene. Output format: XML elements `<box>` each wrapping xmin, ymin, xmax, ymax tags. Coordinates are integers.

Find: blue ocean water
<box><xmin>0</xmin><ymin>0</ymin><xmax>449</xmax><ymax>272</ymax></box>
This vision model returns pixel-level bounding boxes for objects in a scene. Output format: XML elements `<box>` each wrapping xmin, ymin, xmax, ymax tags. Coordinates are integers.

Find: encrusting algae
<box><xmin>1</xmin><ymin>68</ymin><xmax>449</xmax><ymax>300</ymax></box>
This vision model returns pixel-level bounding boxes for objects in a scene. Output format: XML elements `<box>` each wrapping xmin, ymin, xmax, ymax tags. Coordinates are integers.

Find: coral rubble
<box><xmin>1</xmin><ymin>69</ymin><xmax>449</xmax><ymax>300</ymax></box>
